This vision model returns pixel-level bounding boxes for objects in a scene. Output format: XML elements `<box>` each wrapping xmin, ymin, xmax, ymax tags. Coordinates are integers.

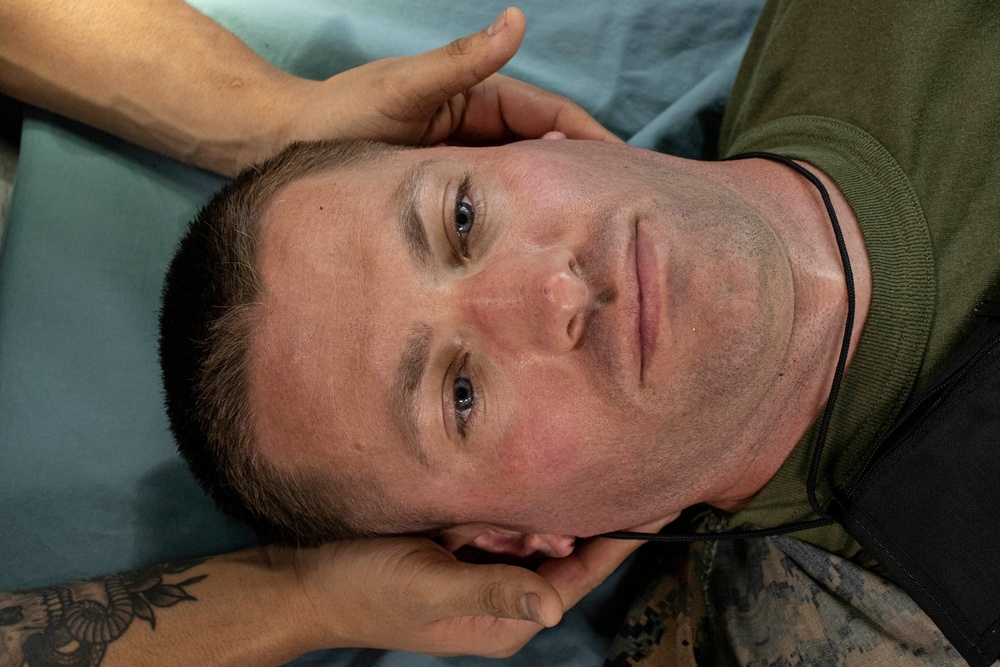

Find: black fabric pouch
<box><xmin>830</xmin><ymin>306</ymin><xmax>1000</xmax><ymax>667</ymax></box>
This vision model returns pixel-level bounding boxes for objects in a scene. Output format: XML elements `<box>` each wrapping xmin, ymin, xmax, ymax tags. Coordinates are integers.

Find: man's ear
<box><xmin>440</xmin><ymin>524</ymin><xmax>576</xmax><ymax>559</ymax></box>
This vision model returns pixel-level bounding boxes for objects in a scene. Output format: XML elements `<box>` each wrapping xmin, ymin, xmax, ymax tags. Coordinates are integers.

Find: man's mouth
<box><xmin>635</xmin><ymin>223</ymin><xmax>660</xmax><ymax>381</ymax></box>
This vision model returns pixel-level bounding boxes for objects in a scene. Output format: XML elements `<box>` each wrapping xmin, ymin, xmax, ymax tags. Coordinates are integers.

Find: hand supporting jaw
<box><xmin>282</xmin><ymin>6</ymin><xmax>623</xmax><ymax>163</ymax></box>
<box><xmin>281</xmin><ymin>516</ymin><xmax>677</xmax><ymax>658</ymax></box>
<box><xmin>0</xmin><ymin>2</ymin><xmax>619</xmax><ymax>176</ymax></box>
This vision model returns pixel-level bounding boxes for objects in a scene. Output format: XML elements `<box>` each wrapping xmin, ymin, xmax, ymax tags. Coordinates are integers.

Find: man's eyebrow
<box><xmin>392</xmin><ymin>321</ymin><xmax>433</xmax><ymax>467</ymax></box>
<box><xmin>395</xmin><ymin>159</ymin><xmax>434</xmax><ymax>268</ymax></box>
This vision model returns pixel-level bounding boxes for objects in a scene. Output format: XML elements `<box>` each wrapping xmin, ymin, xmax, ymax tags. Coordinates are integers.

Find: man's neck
<box><xmin>702</xmin><ymin>157</ymin><xmax>873</xmax><ymax>512</ymax></box>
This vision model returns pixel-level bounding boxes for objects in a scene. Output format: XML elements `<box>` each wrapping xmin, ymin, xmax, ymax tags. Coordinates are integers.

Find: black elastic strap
<box><xmin>601</xmin><ymin>152</ymin><xmax>855</xmax><ymax>543</ymax></box>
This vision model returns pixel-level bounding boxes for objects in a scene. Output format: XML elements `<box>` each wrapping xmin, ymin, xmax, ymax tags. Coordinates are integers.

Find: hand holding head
<box><xmin>289</xmin><ymin>537</ymin><xmax>563</xmax><ymax>657</ymax></box>
<box><xmin>279</xmin><ymin>7</ymin><xmax>620</xmax><ymax>158</ymax></box>
<box><xmin>285</xmin><ymin>518</ymin><xmax>676</xmax><ymax>657</ymax></box>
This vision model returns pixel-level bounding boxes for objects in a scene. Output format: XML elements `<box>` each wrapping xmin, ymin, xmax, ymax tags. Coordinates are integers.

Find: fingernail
<box><xmin>518</xmin><ymin>593</ymin><xmax>546</xmax><ymax>626</ymax></box>
<box><xmin>487</xmin><ymin>8</ymin><xmax>508</xmax><ymax>36</ymax></box>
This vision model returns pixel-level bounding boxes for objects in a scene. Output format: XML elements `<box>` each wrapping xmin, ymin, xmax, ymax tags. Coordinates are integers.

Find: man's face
<box><xmin>251</xmin><ymin>139</ymin><xmax>793</xmax><ymax>538</ymax></box>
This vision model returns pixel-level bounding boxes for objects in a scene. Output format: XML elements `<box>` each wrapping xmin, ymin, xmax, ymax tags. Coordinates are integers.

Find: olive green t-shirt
<box><xmin>718</xmin><ymin>0</ymin><xmax>1000</xmax><ymax>559</ymax></box>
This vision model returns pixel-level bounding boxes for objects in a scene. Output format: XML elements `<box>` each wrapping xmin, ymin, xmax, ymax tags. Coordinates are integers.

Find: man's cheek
<box><xmin>502</xmin><ymin>409</ymin><xmax>586</xmax><ymax>481</ymax></box>
<box><xmin>500</xmin><ymin>159</ymin><xmax>591</xmax><ymax>239</ymax></box>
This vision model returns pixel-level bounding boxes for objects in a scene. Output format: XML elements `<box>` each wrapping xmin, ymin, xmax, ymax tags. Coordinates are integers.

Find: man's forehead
<box><xmin>251</xmin><ymin>161</ymin><xmax>426</xmax><ymax>466</ymax></box>
<box><xmin>263</xmin><ymin>167</ymin><xmax>383</xmax><ymax>232</ymax></box>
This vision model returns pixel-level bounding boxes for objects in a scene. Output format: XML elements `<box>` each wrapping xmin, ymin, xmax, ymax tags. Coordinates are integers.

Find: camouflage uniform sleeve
<box><xmin>606</xmin><ymin>536</ymin><xmax>720</xmax><ymax>667</ymax></box>
<box><xmin>608</xmin><ymin>531</ymin><xmax>970</xmax><ymax>666</ymax></box>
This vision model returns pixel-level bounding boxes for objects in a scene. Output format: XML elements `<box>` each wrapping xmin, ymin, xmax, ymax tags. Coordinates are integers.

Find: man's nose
<box><xmin>462</xmin><ymin>247</ymin><xmax>591</xmax><ymax>354</ymax></box>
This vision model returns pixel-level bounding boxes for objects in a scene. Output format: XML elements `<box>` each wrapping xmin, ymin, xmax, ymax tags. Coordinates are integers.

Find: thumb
<box><xmin>400</xmin><ymin>7</ymin><xmax>527</xmax><ymax>112</ymax></box>
<box><xmin>426</xmin><ymin>561</ymin><xmax>564</xmax><ymax>627</ymax></box>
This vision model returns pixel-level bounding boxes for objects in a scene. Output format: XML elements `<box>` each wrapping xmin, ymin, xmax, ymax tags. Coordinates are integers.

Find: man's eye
<box><xmin>453</xmin><ymin>374</ymin><xmax>475</xmax><ymax>433</ymax></box>
<box><xmin>455</xmin><ymin>196</ymin><xmax>475</xmax><ymax>255</ymax></box>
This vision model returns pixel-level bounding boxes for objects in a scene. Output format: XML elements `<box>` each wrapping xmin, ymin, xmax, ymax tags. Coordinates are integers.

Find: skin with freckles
<box><xmin>249</xmin><ymin>138</ymin><xmax>871</xmax><ymax>556</ymax></box>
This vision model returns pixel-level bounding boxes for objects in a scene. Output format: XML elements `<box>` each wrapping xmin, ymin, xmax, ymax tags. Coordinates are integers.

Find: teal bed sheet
<box><xmin>0</xmin><ymin>1</ymin><xmax>763</xmax><ymax>664</ymax></box>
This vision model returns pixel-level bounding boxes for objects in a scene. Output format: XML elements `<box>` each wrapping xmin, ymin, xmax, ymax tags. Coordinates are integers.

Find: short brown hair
<box><xmin>159</xmin><ymin>139</ymin><xmax>416</xmax><ymax>545</ymax></box>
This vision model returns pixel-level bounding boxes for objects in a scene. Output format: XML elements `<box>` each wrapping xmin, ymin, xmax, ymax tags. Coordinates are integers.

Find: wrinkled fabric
<box><xmin>610</xmin><ymin>532</ymin><xmax>965</xmax><ymax>666</ymax></box>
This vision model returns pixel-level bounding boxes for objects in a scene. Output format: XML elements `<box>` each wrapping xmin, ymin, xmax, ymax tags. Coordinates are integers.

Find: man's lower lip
<box><xmin>637</xmin><ymin>227</ymin><xmax>660</xmax><ymax>376</ymax></box>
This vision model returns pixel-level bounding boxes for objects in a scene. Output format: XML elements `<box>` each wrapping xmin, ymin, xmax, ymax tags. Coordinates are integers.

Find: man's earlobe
<box><xmin>440</xmin><ymin>524</ymin><xmax>575</xmax><ymax>558</ymax></box>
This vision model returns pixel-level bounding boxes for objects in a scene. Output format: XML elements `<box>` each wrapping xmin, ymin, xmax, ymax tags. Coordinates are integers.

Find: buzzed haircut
<box><xmin>159</xmin><ymin>139</ymin><xmax>405</xmax><ymax>545</ymax></box>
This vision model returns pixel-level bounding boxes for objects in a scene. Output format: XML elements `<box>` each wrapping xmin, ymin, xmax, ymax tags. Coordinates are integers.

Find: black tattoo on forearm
<box><xmin>0</xmin><ymin>556</ymin><xmax>210</xmax><ymax>667</ymax></box>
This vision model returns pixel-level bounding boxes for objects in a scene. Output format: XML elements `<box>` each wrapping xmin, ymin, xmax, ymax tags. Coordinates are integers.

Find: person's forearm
<box><xmin>0</xmin><ymin>0</ymin><xmax>307</xmax><ymax>174</ymax></box>
<box><xmin>0</xmin><ymin>547</ymin><xmax>326</xmax><ymax>667</ymax></box>
<box><xmin>0</xmin><ymin>1</ymin><xmax>620</xmax><ymax>174</ymax></box>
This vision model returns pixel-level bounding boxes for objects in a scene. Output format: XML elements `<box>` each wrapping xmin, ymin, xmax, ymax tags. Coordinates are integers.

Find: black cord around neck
<box><xmin>600</xmin><ymin>152</ymin><xmax>856</xmax><ymax>543</ymax></box>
